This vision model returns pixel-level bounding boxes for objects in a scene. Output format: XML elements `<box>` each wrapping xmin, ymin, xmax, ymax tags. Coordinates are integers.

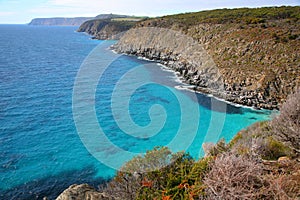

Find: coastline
<box><xmin>130</xmin><ymin>53</ymin><xmax>274</xmax><ymax>112</ymax></box>
<box><xmin>113</xmin><ymin>45</ymin><xmax>278</xmax><ymax>111</ymax></box>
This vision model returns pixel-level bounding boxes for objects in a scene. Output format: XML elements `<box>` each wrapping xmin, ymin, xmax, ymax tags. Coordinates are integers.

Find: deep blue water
<box><xmin>0</xmin><ymin>25</ymin><xmax>273</xmax><ymax>199</ymax></box>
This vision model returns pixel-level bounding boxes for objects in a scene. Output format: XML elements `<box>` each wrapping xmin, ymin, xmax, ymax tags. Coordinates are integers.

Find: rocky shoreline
<box><xmin>112</xmin><ymin>27</ymin><xmax>281</xmax><ymax>110</ymax></box>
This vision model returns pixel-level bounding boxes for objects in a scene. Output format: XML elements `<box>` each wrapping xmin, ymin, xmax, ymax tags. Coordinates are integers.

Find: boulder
<box><xmin>56</xmin><ymin>184</ymin><xmax>110</xmax><ymax>200</ymax></box>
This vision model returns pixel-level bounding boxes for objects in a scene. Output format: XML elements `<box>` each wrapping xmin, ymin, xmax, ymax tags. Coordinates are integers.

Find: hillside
<box><xmin>113</xmin><ymin>6</ymin><xmax>300</xmax><ymax>109</ymax></box>
<box><xmin>77</xmin><ymin>17</ymin><xmax>145</xmax><ymax>39</ymax></box>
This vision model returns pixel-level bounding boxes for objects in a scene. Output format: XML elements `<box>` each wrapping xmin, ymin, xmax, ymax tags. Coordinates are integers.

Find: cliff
<box><xmin>77</xmin><ymin>17</ymin><xmax>145</xmax><ymax>40</ymax></box>
<box><xmin>113</xmin><ymin>6</ymin><xmax>300</xmax><ymax>109</ymax></box>
<box><xmin>28</xmin><ymin>17</ymin><xmax>94</xmax><ymax>26</ymax></box>
<box><xmin>78</xmin><ymin>19</ymin><xmax>138</xmax><ymax>40</ymax></box>
<box><xmin>113</xmin><ymin>27</ymin><xmax>224</xmax><ymax>97</ymax></box>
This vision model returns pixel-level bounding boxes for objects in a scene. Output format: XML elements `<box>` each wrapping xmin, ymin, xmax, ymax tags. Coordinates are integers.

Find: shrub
<box><xmin>228</xmin><ymin>131</ymin><xmax>243</xmax><ymax>148</ymax></box>
<box><xmin>203</xmin><ymin>139</ymin><xmax>229</xmax><ymax>157</ymax></box>
<box><xmin>270</xmin><ymin>89</ymin><xmax>300</xmax><ymax>155</ymax></box>
<box><xmin>120</xmin><ymin>146</ymin><xmax>174</xmax><ymax>173</ymax></box>
<box><xmin>288</xmin><ymin>34</ymin><xmax>298</xmax><ymax>40</ymax></box>
<box><xmin>203</xmin><ymin>153</ymin><xmax>265</xmax><ymax>199</ymax></box>
<box><xmin>258</xmin><ymin>136</ymin><xmax>293</xmax><ymax>160</ymax></box>
<box><xmin>103</xmin><ymin>147</ymin><xmax>175</xmax><ymax>199</ymax></box>
<box><xmin>103</xmin><ymin>147</ymin><xmax>196</xmax><ymax>199</ymax></box>
<box><xmin>262</xmin><ymin>160</ymin><xmax>300</xmax><ymax>199</ymax></box>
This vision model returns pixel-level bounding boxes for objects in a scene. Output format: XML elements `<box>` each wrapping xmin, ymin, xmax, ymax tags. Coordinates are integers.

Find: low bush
<box><xmin>203</xmin><ymin>153</ymin><xmax>265</xmax><ymax>199</ymax></box>
<box><xmin>271</xmin><ymin>89</ymin><xmax>300</xmax><ymax>155</ymax></box>
<box><xmin>259</xmin><ymin>136</ymin><xmax>293</xmax><ymax>160</ymax></box>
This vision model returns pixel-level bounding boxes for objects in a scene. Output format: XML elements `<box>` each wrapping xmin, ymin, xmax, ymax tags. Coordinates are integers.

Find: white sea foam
<box><xmin>111</xmin><ymin>50</ymin><xmax>262</xmax><ymax>111</ymax></box>
<box><xmin>158</xmin><ymin>66</ymin><xmax>173</xmax><ymax>73</ymax></box>
<box><xmin>111</xmin><ymin>49</ymin><xmax>118</xmax><ymax>54</ymax></box>
<box><xmin>174</xmin><ymin>85</ymin><xmax>194</xmax><ymax>91</ymax></box>
<box><xmin>173</xmin><ymin>82</ymin><xmax>260</xmax><ymax>111</ymax></box>
<box><xmin>156</xmin><ymin>63</ymin><xmax>184</xmax><ymax>85</ymax></box>
<box><xmin>137</xmin><ymin>56</ymin><xmax>153</xmax><ymax>61</ymax></box>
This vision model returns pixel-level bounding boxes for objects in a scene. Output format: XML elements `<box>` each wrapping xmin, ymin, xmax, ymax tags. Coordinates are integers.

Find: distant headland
<box><xmin>28</xmin><ymin>14</ymin><xmax>137</xmax><ymax>26</ymax></box>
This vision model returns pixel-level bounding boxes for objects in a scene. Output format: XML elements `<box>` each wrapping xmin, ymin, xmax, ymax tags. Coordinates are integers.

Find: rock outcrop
<box><xmin>56</xmin><ymin>184</ymin><xmax>110</xmax><ymax>200</ymax></box>
<box><xmin>78</xmin><ymin>19</ymin><xmax>138</xmax><ymax>40</ymax></box>
<box><xmin>113</xmin><ymin>27</ymin><xmax>225</xmax><ymax>97</ymax></box>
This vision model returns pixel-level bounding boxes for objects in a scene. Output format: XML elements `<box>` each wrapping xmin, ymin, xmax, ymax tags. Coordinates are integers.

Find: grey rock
<box><xmin>56</xmin><ymin>184</ymin><xmax>110</xmax><ymax>200</ymax></box>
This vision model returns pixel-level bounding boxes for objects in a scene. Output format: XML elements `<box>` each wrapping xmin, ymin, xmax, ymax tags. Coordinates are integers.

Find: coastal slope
<box><xmin>78</xmin><ymin>19</ymin><xmax>138</xmax><ymax>39</ymax></box>
<box><xmin>77</xmin><ymin>16</ymin><xmax>145</xmax><ymax>39</ymax></box>
<box><xmin>113</xmin><ymin>6</ymin><xmax>300</xmax><ymax>109</ymax></box>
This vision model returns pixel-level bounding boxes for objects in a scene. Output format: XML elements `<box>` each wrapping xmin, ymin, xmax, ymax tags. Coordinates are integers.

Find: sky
<box><xmin>0</xmin><ymin>0</ymin><xmax>299</xmax><ymax>24</ymax></box>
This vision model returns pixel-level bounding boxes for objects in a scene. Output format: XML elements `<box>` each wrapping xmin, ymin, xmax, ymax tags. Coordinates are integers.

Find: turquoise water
<box><xmin>0</xmin><ymin>25</ymin><xmax>272</xmax><ymax>199</ymax></box>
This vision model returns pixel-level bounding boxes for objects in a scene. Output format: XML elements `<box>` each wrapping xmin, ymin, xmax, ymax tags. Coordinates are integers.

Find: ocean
<box><xmin>0</xmin><ymin>25</ymin><xmax>273</xmax><ymax>199</ymax></box>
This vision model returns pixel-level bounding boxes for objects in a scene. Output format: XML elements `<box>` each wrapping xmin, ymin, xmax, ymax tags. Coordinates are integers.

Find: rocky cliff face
<box><xmin>113</xmin><ymin>27</ymin><xmax>225</xmax><ymax>96</ymax></box>
<box><xmin>113</xmin><ymin>8</ymin><xmax>300</xmax><ymax>109</ymax></box>
<box><xmin>78</xmin><ymin>19</ymin><xmax>137</xmax><ymax>40</ymax></box>
<box><xmin>28</xmin><ymin>17</ymin><xmax>93</xmax><ymax>26</ymax></box>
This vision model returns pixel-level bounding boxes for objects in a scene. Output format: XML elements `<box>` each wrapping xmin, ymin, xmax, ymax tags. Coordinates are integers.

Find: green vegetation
<box><xmin>203</xmin><ymin>139</ymin><xmax>228</xmax><ymax>156</ymax></box>
<box><xmin>261</xmin><ymin>136</ymin><xmax>293</xmax><ymax>160</ymax></box>
<box><xmin>78</xmin><ymin>18</ymin><xmax>138</xmax><ymax>39</ymax></box>
<box><xmin>104</xmin><ymin>147</ymin><xmax>213</xmax><ymax>199</ymax></box>
<box><xmin>79</xmin><ymin>18</ymin><xmax>137</xmax><ymax>32</ymax></box>
<box><xmin>162</xmin><ymin>6</ymin><xmax>300</xmax><ymax>25</ymax></box>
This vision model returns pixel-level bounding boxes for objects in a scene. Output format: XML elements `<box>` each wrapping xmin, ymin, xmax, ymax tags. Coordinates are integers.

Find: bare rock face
<box><xmin>113</xmin><ymin>27</ymin><xmax>225</xmax><ymax>98</ymax></box>
<box><xmin>56</xmin><ymin>184</ymin><xmax>110</xmax><ymax>200</ymax></box>
<box><xmin>77</xmin><ymin>19</ymin><xmax>138</xmax><ymax>40</ymax></box>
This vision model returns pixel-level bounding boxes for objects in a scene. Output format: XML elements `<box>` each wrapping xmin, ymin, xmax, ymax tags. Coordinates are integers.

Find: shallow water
<box><xmin>0</xmin><ymin>25</ymin><xmax>273</xmax><ymax>199</ymax></box>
